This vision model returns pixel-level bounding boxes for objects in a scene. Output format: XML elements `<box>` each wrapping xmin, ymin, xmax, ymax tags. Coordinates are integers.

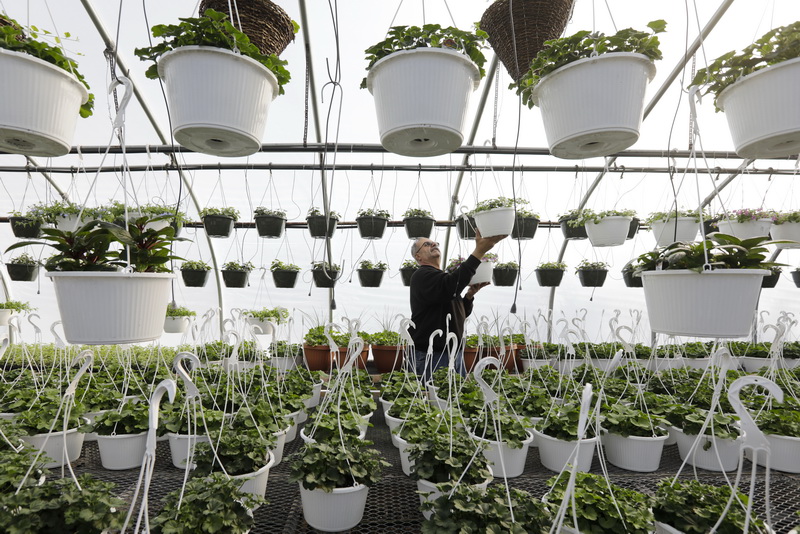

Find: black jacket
<box><xmin>408</xmin><ymin>255</ymin><xmax>480</xmax><ymax>352</ymax></box>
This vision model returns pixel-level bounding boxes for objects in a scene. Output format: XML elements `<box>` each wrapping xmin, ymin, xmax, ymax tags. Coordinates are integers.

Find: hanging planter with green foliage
<box><xmin>559</xmin><ymin>209</ymin><xmax>588</xmax><ymax>240</ymax></box>
<box><xmin>254</xmin><ymin>207</ymin><xmax>286</xmax><ymax>238</ymax></box>
<box><xmin>8</xmin><ymin>213</ymin><xmax>43</xmax><ymax>238</ymax></box>
<box><xmin>576</xmin><ymin>260</ymin><xmax>609</xmax><ymax>287</ymax></box>
<box><xmin>399</xmin><ymin>259</ymin><xmax>419</xmax><ymax>286</ymax></box>
<box><xmin>535</xmin><ymin>262</ymin><xmax>566</xmax><ymax>287</ymax></box>
<box><xmin>492</xmin><ymin>261</ymin><xmax>518</xmax><ymax>287</ymax></box>
<box><xmin>355</xmin><ymin>208</ymin><xmax>390</xmax><ymax>239</ymax></box>
<box><xmin>180</xmin><ymin>259</ymin><xmax>211</xmax><ymax>287</ymax></box>
<box><xmin>456</xmin><ymin>213</ymin><xmax>477</xmax><ymax>240</ymax></box>
<box><xmin>270</xmin><ymin>259</ymin><xmax>300</xmax><ymax>288</ymax></box>
<box><xmin>200</xmin><ymin>207</ymin><xmax>239</xmax><ymax>238</ymax></box>
<box><xmin>357</xmin><ymin>260</ymin><xmax>387</xmax><ymax>287</ymax></box>
<box><xmin>221</xmin><ymin>261</ymin><xmax>254</xmax><ymax>288</ymax></box>
<box><xmin>5</xmin><ymin>253</ymin><xmax>38</xmax><ymax>282</ymax></box>
<box><xmin>511</xmin><ymin>207</ymin><xmax>540</xmax><ymax>240</ymax></box>
<box><xmin>311</xmin><ymin>261</ymin><xmax>339</xmax><ymax>288</ymax></box>
<box><xmin>402</xmin><ymin>208</ymin><xmax>435</xmax><ymax>239</ymax></box>
<box><xmin>306</xmin><ymin>207</ymin><xmax>339</xmax><ymax>239</ymax></box>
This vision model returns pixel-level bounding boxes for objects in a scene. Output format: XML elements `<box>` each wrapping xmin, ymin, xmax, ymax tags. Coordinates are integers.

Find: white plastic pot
<box><xmin>640</xmin><ymin>269</ymin><xmax>768</xmax><ymax>338</ymax></box>
<box><xmin>585</xmin><ymin>216</ymin><xmax>632</xmax><ymax>247</ymax></box>
<box><xmin>520</xmin><ymin>358</ymin><xmax>551</xmax><ymax>371</ymax></box>
<box><xmin>366</xmin><ymin>48</ymin><xmax>480</xmax><ymax>157</ymax></box>
<box><xmin>46</xmin><ymin>271</ymin><xmax>174</xmax><ymax>345</ymax></box>
<box><xmin>682</xmin><ymin>357</ymin><xmax>711</xmax><ymax>370</ymax></box>
<box><xmin>0</xmin><ymin>48</ymin><xmax>88</xmax><ymax>157</ymax></box>
<box><xmin>157</xmin><ymin>46</ymin><xmax>279</xmax><ymax>157</ymax></box>
<box><xmin>270</xmin><ymin>427</ymin><xmax>289</xmax><ymax>464</ymax></box>
<box><xmin>747</xmin><ymin>433</ymin><xmax>800</xmax><ymax>474</ymax></box>
<box><xmin>246</xmin><ymin>317</ymin><xmax>275</xmax><ymax>335</ymax></box>
<box><xmin>470</xmin><ymin>261</ymin><xmax>494</xmax><ymax>285</ymax></box>
<box><xmin>602</xmin><ymin>431</ymin><xmax>667</xmax><ymax>472</ymax></box>
<box><xmin>96</xmin><ymin>432</ymin><xmax>147</xmax><ymax>470</ymax></box>
<box><xmin>717</xmin><ymin>56</ymin><xmax>800</xmax><ymax>159</ymax></box>
<box><xmin>715</xmin><ymin>219</ymin><xmax>773</xmax><ymax>240</ymax></box>
<box><xmin>164</xmin><ymin>316</ymin><xmax>191</xmax><ymax>334</ymax></box>
<box><xmin>473</xmin><ymin>207</ymin><xmax>515</xmax><ymax>238</ymax></box>
<box><xmin>299</xmin><ymin>483</ymin><xmax>369</xmax><ymax>532</ymax></box>
<box><xmin>654</xmin><ymin>522</ymin><xmax>684</xmax><ymax>534</ymax></box>
<box><xmin>531</xmin><ymin>53</ymin><xmax>656</xmax><ymax>159</ymax></box>
<box><xmin>267</xmin><ymin>356</ymin><xmax>296</xmax><ymax>373</ymax></box>
<box><xmin>533</xmin><ymin>429</ymin><xmax>597</xmax><ymax>473</ymax></box>
<box><xmin>739</xmin><ymin>356</ymin><xmax>773</xmax><ymax>373</ymax></box>
<box><xmin>83</xmin><ymin>410</ymin><xmax>109</xmax><ymax>442</ymax></box>
<box><xmin>417</xmin><ymin>476</ymin><xmax>491</xmax><ymax>520</ymax></box>
<box><xmin>650</xmin><ymin>217</ymin><xmax>699</xmax><ymax>247</ymax></box>
<box><xmin>395</xmin><ymin>434</ymin><xmax>414</xmax><ymax>476</ymax></box>
<box><xmin>672</xmin><ymin>427</ymin><xmax>740</xmax><ymax>472</ymax></box>
<box><xmin>770</xmin><ymin>222</ymin><xmax>800</xmax><ymax>249</ymax></box>
<box><xmin>22</xmin><ymin>427</ymin><xmax>85</xmax><ymax>468</ymax></box>
<box><xmin>54</xmin><ymin>213</ymin><xmax>89</xmax><ymax>232</ymax></box>
<box><xmin>0</xmin><ymin>309</ymin><xmax>13</xmax><ymax>326</ymax></box>
<box><xmin>384</xmin><ymin>411</ymin><xmax>403</xmax><ymax>447</ymax></box>
<box><xmin>232</xmin><ymin>451</ymin><xmax>275</xmax><ymax>498</ymax></box>
<box><xmin>167</xmin><ymin>433</ymin><xmax>210</xmax><ymax>469</ymax></box>
<box><xmin>471</xmin><ymin>431</ymin><xmax>533</xmax><ymax>478</ymax></box>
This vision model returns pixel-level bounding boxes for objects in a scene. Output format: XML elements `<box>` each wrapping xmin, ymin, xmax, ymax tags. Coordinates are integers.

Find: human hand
<box><xmin>466</xmin><ymin>281</ymin><xmax>490</xmax><ymax>299</ymax></box>
<box><xmin>474</xmin><ymin>229</ymin><xmax>508</xmax><ymax>256</ymax></box>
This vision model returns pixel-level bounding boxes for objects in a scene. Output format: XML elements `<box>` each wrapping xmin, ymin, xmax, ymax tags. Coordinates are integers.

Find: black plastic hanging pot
<box><xmin>403</xmin><ymin>216</ymin><xmax>435</xmax><ymax>239</ymax></box>
<box><xmin>6</xmin><ymin>263</ymin><xmax>38</xmax><ymax>282</ymax></box>
<box><xmin>307</xmin><ymin>215</ymin><xmax>337</xmax><ymax>239</ymax></box>
<box><xmin>627</xmin><ymin>217</ymin><xmax>640</xmax><ymax>240</ymax></box>
<box><xmin>622</xmin><ymin>269</ymin><xmax>643</xmax><ymax>288</ymax></box>
<box><xmin>357</xmin><ymin>269</ymin><xmax>384</xmax><ymax>287</ymax></box>
<box><xmin>456</xmin><ymin>215</ymin><xmax>477</xmax><ymax>240</ymax></box>
<box><xmin>203</xmin><ymin>215</ymin><xmax>235</xmax><ymax>238</ymax></box>
<box><xmin>792</xmin><ymin>270</ymin><xmax>800</xmax><ymax>288</ymax></box>
<box><xmin>762</xmin><ymin>270</ymin><xmax>780</xmax><ymax>288</ymax></box>
<box><xmin>356</xmin><ymin>216</ymin><xmax>388</xmax><ymax>240</ymax></box>
<box><xmin>492</xmin><ymin>268</ymin><xmax>518</xmax><ymax>286</ymax></box>
<box><xmin>9</xmin><ymin>217</ymin><xmax>41</xmax><ymax>238</ymax></box>
<box><xmin>312</xmin><ymin>268</ymin><xmax>339</xmax><ymax>288</ymax></box>
<box><xmin>578</xmin><ymin>269</ymin><xmax>607</xmax><ymax>287</ymax></box>
<box><xmin>222</xmin><ymin>270</ymin><xmax>249</xmax><ymax>288</ymax></box>
<box><xmin>560</xmin><ymin>216</ymin><xmax>588</xmax><ymax>240</ymax></box>
<box><xmin>181</xmin><ymin>269</ymin><xmax>209</xmax><ymax>287</ymax></box>
<box><xmin>400</xmin><ymin>267</ymin><xmax>417</xmax><ymax>286</ymax></box>
<box><xmin>535</xmin><ymin>269</ymin><xmax>564</xmax><ymax>287</ymax></box>
<box><xmin>512</xmin><ymin>216</ymin><xmax>539</xmax><ymax>240</ymax></box>
<box><xmin>255</xmin><ymin>215</ymin><xmax>286</xmax><ymax>238</ymax></box>
<box><xmin>272</xmin><ymin>270</ymin><xmax>298</xmax><ymax>288</ymax></box>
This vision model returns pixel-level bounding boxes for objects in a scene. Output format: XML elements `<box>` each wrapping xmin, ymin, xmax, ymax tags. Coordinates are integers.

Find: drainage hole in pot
<box><xmin>5</xmin><ymin>137</ymin><xmax>34</xmax><ymax>150</ymax></box>
<box><xmin>206</xmin><ymin>138</ymin><xmax>229</xmax><ymax>149</ymax></box>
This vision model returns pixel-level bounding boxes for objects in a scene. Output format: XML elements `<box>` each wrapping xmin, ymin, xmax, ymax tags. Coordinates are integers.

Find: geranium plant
<box><xmin>270</xmin><ymin>259</ymin><xmax>300</xmax><ymax>272</ymax></box>
<box><xmin>199</xmin><ymin>206</ymin><xmax>240</xmax><ymax>220</ymax></box>
<box><xmin>538</xmin><ymin>261</ymin><xmax>567</xmax><ymax>270</ymax></box>
<box><xmin>307</xmin><ymin>207</ymin><xmax>340</xmax><ymax>219</ymax></box>
<box><xmin>719</xmin><ymin>208</ymin><xmax>774</xmax><ymax>223</ymax></box>
<box><xmin>357</xmin><ymin>207</ymin><xmax>391</xmax><ymax>218</ymax></box>
<box><xmin>288</xmin><ymin>437</ymin><xmax>389</xmax><ymax>492</ymax></box>
<box><xmin>575</xmin><ymin>259</ymin><xmax>609</xmax><ymax>271</ymax></box>
<box><xmin>221</xmin><ymin>260</ymin><xmax>254</xmax><ymax>272</ymax></box>
<box><xmin>254</xmin><ymin>207</ymin><xmax>286</xmax><ymax>218</ymax></box>
<box><xmin>181</xmin><ymin>259</ymin><xmax>211</xmax><ymax>271</ymax></box>
<box><xmin>645</xmin><ymin>209</ymin><xmax>703</xmax><ymax>224</ymax></box>
<box><xmin>403</xmin><ymin>207</ymin><xmax>433</xmax><ymax>218</ymax></box>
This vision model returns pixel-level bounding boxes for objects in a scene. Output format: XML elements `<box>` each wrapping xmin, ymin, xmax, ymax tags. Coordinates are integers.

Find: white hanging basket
<box><xmin>96</xmin><ymin>432</ymin><xmax>147</xmax><ymax>470</ymax></box>
<box><xmin>231</xmin><ymin>451</ymin><xmax>276</xmax><ymax>499</ymax></box>
<box><xmin>640</xmin><ymin>269</ymin><xmax>767</xmax><ymax>338</ymax></box>
<box><xmin>585</xmin><ymin>216</ymin><xmax>632</xmax><ymax>247</ymax></box>
<box><xmin>246</xmin><ymin>317</ymin><xmax>275</xmax><ymax>335</ymax></box>
<box><xmin>417</xmin><ymin>475</ymin><xmax>491</xmax><ymax>520</ymax></box>
<box><xmin>270</xmin><ymin>427</ymin><xmax>289</xmax><ymax>464</ymax></box>
<box><xmin>739</xmin><ymin>356</ymin><xmax>772</xmax><ymax>373</ymax></box>
<box><xmin>167</xmin><ymin>433</ymin><xmax>210</xmax><ymax>469</ymax></box>
<box><xmin>470</xmin><ymin>261</ymin><xmax>494</xmax><ymax>285</ymax></box>
<box><xmin>672</xmin><ymin>427</ymin><xmax>740</xmax><ymax>472</ymax></box>
<box><xmin>46</xmin><ymin>272</ymin><xmax>174</xmax><ymax>345</ymax></box>
<box><xmin>299</xmin><ymin>483</ymin><xmax>369</xmax><ymax>532</ymax></box>
<box><xmin>746</xmin><ymin>433</ymin><xmax>800</xmax><ymax>474</ymax></box>
<box><xmin>384</xmin><ymin>411</ymin><xmax>403</xmax><ymax>448</ymax></box>
<box><xmin>533</xmin><ymin>430</ymin><xmax>597</xmax><ymax>473</ymax></box>
<box><xmin>471</xmin><ymin>431</ymin><xmax>533</xmax><ymax>478</ymax></box>
<box><xmin>164</xmin><ymin>316</ymin><xmax>190</xmax><ymax>334</ymax></box>
<box><xmin>531</xmin><ymin>52</ymin><xmax>656</xmax><ymax>159</ymax></box>
<box><xmin>651</xmin><ymin>217</ymin><xmax>699</xmax><ymax>247</ymax></box>
<box><xmin>473</xmin><ymin>207</ymin><xmax>515</xmax><ymax>238</ymax></box>
<box><xmin>366</xmin><ymin>48</ymin><xmax>480</xmax><ymax>157</ymax></box>
<box><xmin>0</xmin><ymin>48</ymin><xmax>88</xmax><ymax>157</ymax></box>
<box><xmin>22</xmin><ymin>428</ymin><xmax>85</xmax><ymax>468</ymax></box>
<box><xmin>770</xmin><ymin>222</ymin><xmax>800</xmax><ymax>249</ymax></box>
<box><xmin>717</xmin><ymin>57</ymin><xmax>800</xmax><ymax>158</ymax></box>
<box><xmin>0</xmin><ymin>310</ymin><xmax>13</xmax><ymax>326</ymax></box>
<box><xmin>157</xmin><ymin>46</ymin><xmax>279</xmax><ymax>157</ymax></box>
<box><xmin>715</xmin><ymin>219</ymin><xmax>773</xmax><ymax>240</ymax></box>
<box><xmin>602</xmin><ymin>431</ymin><xmax>667</xmax><ymax>472</ymax></box>
<box><xmin>395</xmin><ymin>434</ymin><xmax>414</xmax><ymax>476</ymax></box>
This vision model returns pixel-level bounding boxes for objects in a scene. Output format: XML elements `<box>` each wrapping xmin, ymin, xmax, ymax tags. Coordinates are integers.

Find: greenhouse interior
<box><xmin>0</xmin><ymin>0</ymin><xmax>799</xmax><ymax>532</ymax></box>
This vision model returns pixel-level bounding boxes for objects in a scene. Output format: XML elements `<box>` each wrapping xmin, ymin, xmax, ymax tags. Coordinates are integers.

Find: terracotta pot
<box><xmin>463</xmin><ymin>347</ymin><xmax>480</xmax><ymax>372</ymax></box>
<box><xmin>303</xmin><ymin>345</ymin><xmax>333</xmax><ymax>372</ymax></box>
<box><xmin>371</xmin><ymin>345</ymin><xmax>404</xmax><ymax>374</ymax></box>
<box><xmin>485</xmin><ymin>344</ymin><xmax>520</xmax><ymax>372</ymax></box>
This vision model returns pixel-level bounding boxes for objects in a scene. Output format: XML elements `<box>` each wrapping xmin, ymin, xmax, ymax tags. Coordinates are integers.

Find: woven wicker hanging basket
<box><xmin>480</xmin><ymin>0</ymin><xmax>575</xmax><ymax>82</ymax></box>
<box><xmin>199</xmin><ymin>0</ymin><xmax>295</xmax><ymax>57</ymax></box>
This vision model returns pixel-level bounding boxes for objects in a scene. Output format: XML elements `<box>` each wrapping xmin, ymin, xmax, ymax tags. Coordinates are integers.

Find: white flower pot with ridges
<box><xmin>299</xmin><ymin>483</ymin><xmax>369</xmax><ymax>532</ymax></box>
<box><xmin>651</xmin><ymin>217</ymin><xmax>698</xmax><ymax>247</ymax></box>
<box><xmin>533</xmin><ymin>429</ymin><xmax>597</xmax><ymax>473</ymax></box>
<box><xmin>602</xmin><ymin>431</ymin><xmax>667</xmax><ymax>472</ymax></box>
<box><xmin>246</xmin><ymin>317</ymin><xmax>275</xmax><ymax>335</ymax></box>
<box><xmin>654</xmin><ymin>522</ymin><xmax>684</xmax><ymax>534</ymax></box>
<box><xmin>531</xmin><ymin>53</ymin><xmax>656</xmax><ymax>159</ymax></box>
<box><xmin>417</xmin><ymin>476</ymin><xmax>491</xmax><ymax>520</ymax></box>
<box><xmin>167</xmin><ymin>433</ymin><xmax>210</xmax><ymax>469</ymax></box>
<box><xmin>770</xmin><ymin>222</ymin><xmax>800</xmax><ymax>249</ymax></box>
<box><xmin>270</xmin><ymin>427</ymin><xmax>288</xmax><ymax>464</ymax></box>
<box><xmin>0</xmin><ymin>48</ymin><xmax>88</xmax><ymax>157</ymax></box>
<box><xmin>473</xmin><ymin>207</ymin><xmax>515</xmax><ymax>238</ymax></box>
<box><xmin>157</xmin><ymin>46</ymin><xmax>278</xmax><ymax>157</ymax></box>
<box><xmin>716</xmin><ymin>219</ymin><xmax>773</xmax><ymax>240</ymax></box>
<box><xmin>585</xmin><ymin>216</ymin><xmax>632</xmax><ymax>247</ymax></box>
<box><xmin>232</xmin><ymin>451</ymin><xmax>275</xmax><ymax>498</ymax></box>
<box><xmin>0</xmin><ymin>309</ymin><xmax>13</xmax><ymax>326</ymax></box>
<box><xmin>471</xmin><ymin>431</ymin><xmax>533</xmax><ymax>478</ymax></box>
<box><xmin>672</xmin><ymin>427</ymin><xmax>740</xmax><ymax>472</ymax></box>
<box><xmin>164</xmin><ymin>316</ymin><xmax>190</xmax><ymax>334</ymax></box>
<box><xmin>96</xmin><ymin>432</ymin><xmax>147</xmax><ymax>470</ymax></box>
<box><xmin>747</xmin><ymin>433</ymin><xmax>800</xmax><ymax>473</ymax></box>
<box><xmin>46</xmin><ymin>272</ymin><xmax>174</xmax><ymax>345</ymax></box>
<box><xmin>384</xmin><ymin>411</ymin><xmax>403</xmax><ymax>447</ymax></box>
<box><xmin>717</xmin><ymin>56</ymin><xmax>800</xmax><ymax>158</ymax></box>
<box><xmin>470</xmin><ymin>261</ymin><xmax>494</xmax><ymax>285</ymax></box>
<box><xmin>640</xmin><ymin>269</ymin><xmax>768</xmax><ymax>338</ymax></box>
<box><xmin>366</xmin><ymin>48</ymin><xmax>480</xmax><ymax>157</ymax></box>
<box><xmin>395</xmin><ymin>434</ymin><xmax>414</xmax><ymax>476</ymax></box>
<box><xmin>22</xmin><ymin>428</ymin><xmax>85</xmax><ymax>468</ymax></box>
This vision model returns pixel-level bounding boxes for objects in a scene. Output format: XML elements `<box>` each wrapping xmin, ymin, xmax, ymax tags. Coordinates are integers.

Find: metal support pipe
<box><xmin>25</xmin><ymin>156</ymin><xmax>69</xmax><ymax>201</ymax></box>
<box><xmin>80</xmin><ymin>0</ymin><xmax>226</xmax><ymax>336</ymax></box>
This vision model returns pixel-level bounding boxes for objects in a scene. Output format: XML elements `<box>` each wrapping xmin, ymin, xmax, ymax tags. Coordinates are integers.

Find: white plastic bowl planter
<box><xmin>96</xmin><ymin>431</ymin><xmax>148</xmax><ymax>470</ymax></box>
<box><xmin>167</xmin><ymin>433</ymin><xmax>210</xmax><ymax>469</ymax></box>
<box><xmin>384</xmin><ymin>411</ymin><xmax>403</xmax><ymax>447</ymax></box>
<box><xmin>366</xmin><ymin>48</ymin><xmax>480</xmax><ymax>157</ymax></box>
<box><xmin>470</xmin><ymin>260</ymin><xmax>494</xmax><ymax>285</ymax></box>
<box><xmin>299</xmin><ymin>483</ymin><xmax>370</xmax><ymax>532</ymax></box>
<box><xmin>0</xmin><ymin>48</ymin><xmax>89</xmax><ymax>157</ymax></box>
<box><xmin>270</xmin><ymin>427</ymin><xmax>289</xmax><ymax>464</ymax></box>
<box><xmin>717</xmin><ymin>57</ymin><xmax>800</xmax><ymax>158</ymax></box>
<box><xmin>246</xmin><ymin>317</ymin><xmax>275</xmax><ymax>335</ymax></box>
<box><xmin>473</xmin><ymin>207</ymin><xmax>515</xmax><ymax>238</ymax></box>
<box><xmin>715</xmin><ymin>219</ymin><xmax>773</xmax><ymax>240</ymax></box>
<box><xmin>770</xmin><ymin>222</ymin><xmax>800</xmax><ymax>249</ymax></box>
<box><xmin>471</xmin><ymin>431</ymin><xmax>533</xmax><ymax>478</ymax></box>
<box><xmin>672</xmin><ymin>427</ymin><xmax>740</xmax><ymax>472</ymax></box>
<box><xmin>651</xmin><ymin>217</ymin><xmax>699</xmax><ymax>247</ymax></box>
<box><xmin>531</xmin><ymin>52</ymin><xmax>656</xmax><ymax>159</ymax></box>
<box><xmin>164</xmin><ymin>316</ymin><xmax>191</xmax><ymax>334</ymax></box>
<box><xmin>22</xmin><ymin>427</ymin><xmax>86</xmax><ymax>469</ymax></box>
<box><xmin>532</xmin><ymin>429</ymin><xmax>597</xmax><ymax>472</ymax></box>
<box><xmin>745</xmin><ymin>433</ymin><xmax>800</xmax><ymax>474</ymax></box>
<box><xmin>395</xmin><ymin>434</ymin><xmax>414</xmax><ymax>476</ymax></box>
<box><xmin>46</xmin><ymin>272</ymin><xmax>174</xmax><ymax>345</ymax></box>
<box><xmin>0</xmin><ymin>309</ymin><xmax>13</xmax><ymax>326</ymax></box>
<box><xmin>602</xmin><ymin>431</ymin><xmax>668</xmax><ymax>472</ymax></box>
<box><xmin>640</xmin><ymin>269</ymin><xmax>768</xmax><ymax>338</ymax></box>
<box><xmin>232</xmin><ymin>451</ymin><xmax>276</xmax><ymax>499</ymax></box>
<box><xmin>585</xmin><ymin>216</ymin><xmax>632</xmax><ymax>247</ymax></box>
<box><xmin>157</xmin><ymin>46</ymin><xmax>279</xmax><ymax>157</ymax></box>
<box><xmin>417</xmin><ymin>476</ymin><xmax>492</xmax><ymax>520</ymax></box>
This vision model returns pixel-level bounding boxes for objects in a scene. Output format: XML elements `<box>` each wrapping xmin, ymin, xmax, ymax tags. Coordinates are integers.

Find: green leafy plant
<box><xmin>515</xmin><ymin>20</ymin><xmax>667</xmax><ymax>107</ymax></box>
<box><xmin>445</xmin><ymin>256</ymin><xmax>467</xmax><ymax>273</ymax></box>
<box><xmin>134</xmin><ymin>9</ymin><xmax>292</xmax><ymax>94</ymax></box>
<box><xmin>150</xmin><ymin>472</ymin><xmax>262</xmax><ymax>534</ymax></box>
<box><xmin>754</xmin><ymin>406</ymin><xmax>800</xmax><ymax>437</ymax></box>
<box><xmin>516</xmin><ymin>206</ymin><xmax>540</xmax><ymax>219</ymax></box>
<box><xmin>165</xmin><ymin>305</ymin><xmax>195</xmax><ymax>318</ymax></box>
<box><xmin>7</xmin><ymin>253</ymin><xmax>38</xmax><ymax>265</ymax></box>
<box><xmin>288</xmin><ymin>437</ymin><xmax>389</xmax><ymax>492</ymax></box>
<box><xmin>774</xmin><ymin>210</ymin><xmax>800</xmax><ymax>225</ymax></box>
<box><xmin>575</xmin><ymin>259</ymin><xmax>609</xmax><ymax>272</ymax></box>
<box><xmin>222</xmin><ymin>260</ymin><xmax>254</xmax><ymax>272</ymax></box>
<box><xmin>361</xmin><ymin>24</ymin><xmax>489</xmax><ymax>88</ymax></box>
<box><xmin>602</xmin><ymin>403</ymin><xmax>667</xmax><ymax>438</ymax></box>
<box><xmin>0</xmin><ymin>299</ymin><xmax>33</xmax><ymax>312</ymax></box>
<box><xmin>471</xmin><ymin>196</ymin><xmax>524</xmax><ymax>214</ymax></box>
<box><xmin>199</xmin><ymin>206</ymin><xmax>240</xmax><ymax>220</ymax></box>
<box><xmin>307</xmin><ymin>207</ymin><xmax>340</xmax><ymax>219</ymax></box>
<box><xmin>653</xmin><ymin>479</ymin><xmax>766</xmax><ymax>533</ymax></box>
<box><xmin>718</xmin><ymin>208</ymin><xmax>774</xmax><ymax>223</ymax></box>
<box><xmin>254</xmin><ymin>206</ymin><xmax>287</xmax><ymax>218</ymax></box>
<box><xmin>401</xmin><ymin>259</ymin><xmax>420</xmax><ymax>269</ymax></box>
<box><xmin>537</xmin><ymin>261</ymin><xmax>567</xmax><ymax>270</ymax></box>
<box><xmin>192</xmin><ymin>408</ymin><xmax>277</xmax><ymax>476</ymax></box>
<box><xmin>645</xmin><ymin>209</ymin><xmax>703</xmax><ymax>224</ymax></box>
<box><xmin>91</xmin><ymin>400</ymin><xmax>149</xmax><ymax>435</ymax></box>
<box><xmin>0</xmin><ymin>16</ymin><xmax>94</xmax><ymax>117</ymax></box>
<box><xmin>359</xmin><ymin>260</ymin><xmax>388</xmax><ymax>271</ymax></box>
<box><xmin>690</xmin><ymin>21</ymin><xmax>800</xmax><ymax>111</ymax></box>
<box><xmin>357</xmin><ymin>207</ymin><xmax>391</xmax><ymax>218</ymax></box>
<box><xmin>408</xmin><ymin>426</ymin><xmax>491</xmax><ymax>484</ymax></box>
<box><xmin>470</xmin><ymin>410</ymin><xmax>530</xmax><ymax>449</ymax></box>
<box><xmin>311</xmin><ymin>260</ymin><xmax>340</xmax><ymax>271</ymax></box>
<box><xmin>536</xmin><ymin>403</ymin><xmax>596</xmax><ymax>441</ymax></box>
<box><xmin>480</xmin><ymin>252</ymin><xmax>498</xmax><ymax>264</ymax></box>
<box><xmin>576</xmin><ymin>208</ymin><xmax>637</xmax><ymax>225</ymax></box>
<box><xmin>270</xmin><ymin>259</ymin><xmax>301</xmax><ymax>272</ymax></box>
<box><xmin>495</xmin><ymin>260</ymin><xmax>519</xmax><ymax>270</ymax></box>
<box><xmin>633</xmin><ymin>234</ymin><xmax>782</xmax><ymax>273</ymax></box>
<box><xmin>181</xmin><ymin>259</ymin><xmax>211</xmax><ymax>271</ymax></box>
<box><xmin>242</xmin><ymin>307</ymin><xmax>289</xmax><ymax>323</ymax></box>
<box><xmin>403</xmin><ymin>207</ymin><xmax>433</xmax><ymax>218</ymax></box>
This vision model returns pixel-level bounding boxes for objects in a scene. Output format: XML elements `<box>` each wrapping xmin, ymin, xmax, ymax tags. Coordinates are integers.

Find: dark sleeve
<box><xmin>462</xmin><ymin>296</ymin><xmax>474</xmax><ymax>318</ymax></box>
<box><xmin>415</xmin><ymin>255</ymin><xmax>480</xmax><ymax>303</ymax></box>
